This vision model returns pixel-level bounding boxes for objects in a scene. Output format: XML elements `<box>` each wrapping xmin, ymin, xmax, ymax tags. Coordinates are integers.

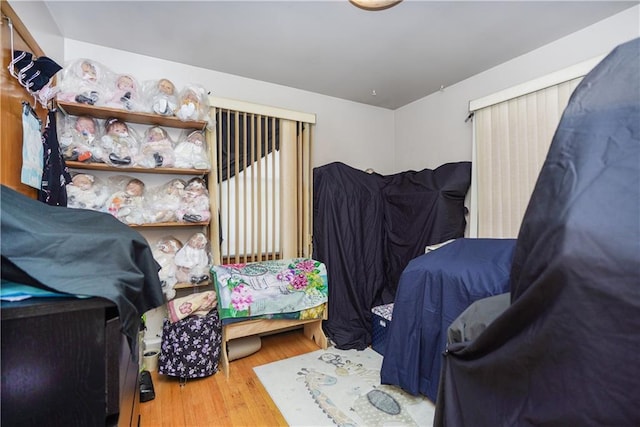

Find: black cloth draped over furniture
<box><xmin>435</xmin><ymin>38</ymin><xmax>640</xmax><ymax>426</ymax></box>
<box><xmin>313</xmin><ymin>161</ymin><xmax>471</xmax><ymax>350</ymax></box>
<box><xmin>1</xmin><ymin>185</ymin><xmax>165</xmax><ymax>353</ymax></box>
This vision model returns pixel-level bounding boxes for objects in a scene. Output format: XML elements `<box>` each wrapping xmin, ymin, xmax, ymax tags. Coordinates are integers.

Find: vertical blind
<box><xmin>468</xmin><ymin>56</ymin><xmax>604</xmax><ymax>238</ymax></box>
<box><xmin>208</xmin><ymin>99</ymin><xmax>315</xmax><ymax>265</ymax></box>
<box><xmin>473</xmin><ymin>77</ymin><xmax>582</xmax><ymax>238</ymax></box>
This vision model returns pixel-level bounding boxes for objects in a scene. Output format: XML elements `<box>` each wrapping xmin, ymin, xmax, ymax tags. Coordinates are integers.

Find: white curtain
<box><xmin>473</xmin><ymin>77</ymin><xmax>582</xmax><ymax>238</ymax></box>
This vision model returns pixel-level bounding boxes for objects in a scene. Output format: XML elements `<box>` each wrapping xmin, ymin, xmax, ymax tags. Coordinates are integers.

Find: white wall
<box><xmin>62</xmin><ymin>40</ymin><xmax>396</xmax><ymax>174</ymax></box>
<box><xmin>394</xmin><ymin>5</ymin><xmax>640</xmax><ymax>172</ymax></box>
<box><xmin>10</xmin><ymin>1</ymin><xmax>639</xmax><ymax>177</ymax></box>
<box><xmin>9</xmin><ymin>0</ymin><xmax>396</xmax><ymax>174</ymax></box>
<box><xmin>8</xmin><ymin>0</ymin><xmax>64</xmax><ymax>63</ymax></box>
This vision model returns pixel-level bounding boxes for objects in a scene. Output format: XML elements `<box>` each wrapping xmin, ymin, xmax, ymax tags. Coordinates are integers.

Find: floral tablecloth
<box><xmin>211</xmin><ymin>258</ymin><xmax>328</xmax><ymax>320</ymax></box>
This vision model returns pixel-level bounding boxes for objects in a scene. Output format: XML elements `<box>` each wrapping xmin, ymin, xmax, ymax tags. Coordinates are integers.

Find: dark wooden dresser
<box><xmin>1</xmin><ymin>297</ymin><xmax>140</xmax><ymax>427</ymax></box>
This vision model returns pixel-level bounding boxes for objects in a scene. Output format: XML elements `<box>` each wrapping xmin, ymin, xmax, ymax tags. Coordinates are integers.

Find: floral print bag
<box><xmin>158</xmin><ymin>309</ymin><xmax>222</xmax><ymax>384</ymax></box>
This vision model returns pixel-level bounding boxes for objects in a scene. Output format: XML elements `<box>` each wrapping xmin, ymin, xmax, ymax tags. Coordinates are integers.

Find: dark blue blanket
<box><xmin>380</xmin><ymin>238</ymin><xmax>515</xmax><ymax>401</ymax></box>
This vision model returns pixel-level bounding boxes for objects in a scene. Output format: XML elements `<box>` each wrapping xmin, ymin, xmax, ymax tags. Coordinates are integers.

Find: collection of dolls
<box><xmin>65</xmin><ymin>174</ymin><xmax>211</xmax><ymax>226</ymax></box>
<box><xmin>151</xmin><ymin>233</ymin><xmax>212</xmax><ymax>301</ymax></box>
<box><xmin>57</xmin><ymin>58</ymin><xmax>210</xmax><ymax>121</ymax></box>
<box><xmin>58</xmin><ymin>115</ymin><xmax>209</xmax><ymax>170</ymax></box>
<box><xmin>57</xmin><ymin>59</ymin><xmax>216</xmax><ymax>302</ymax></box>
<box><xmin>58</xmin><ymin>59</ymin><xmax>214</xmax><ymax>297</ymax></box>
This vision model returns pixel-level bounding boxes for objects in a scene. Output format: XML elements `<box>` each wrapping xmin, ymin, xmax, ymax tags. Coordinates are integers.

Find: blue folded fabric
<box><xmin>0</xmin><ymin>280</ymin><xmax>86</xmax><ymax>301</ymax></box>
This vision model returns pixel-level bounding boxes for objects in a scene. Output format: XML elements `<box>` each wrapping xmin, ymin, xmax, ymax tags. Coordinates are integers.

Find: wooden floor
<box><xmin>139</xmin><ymin>329</ymin><xmax>321</xmax><ymax>427</ymax></box>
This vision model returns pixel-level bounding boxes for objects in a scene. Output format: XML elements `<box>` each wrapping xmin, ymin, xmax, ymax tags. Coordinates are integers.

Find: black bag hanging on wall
<box><xmin>158</xmin><ymin>309</ymin><xmax>222</xmax><ymax>384</ymax></box>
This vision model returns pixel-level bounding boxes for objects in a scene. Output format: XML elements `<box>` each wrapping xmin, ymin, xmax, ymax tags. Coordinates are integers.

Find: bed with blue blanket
<box><xmin>211</xmin><ymin>258</ymin><xmax>329</xmax><ymax>377</ymax></box>
<box><xmin>380</xmin><ymin>238</ymin><xmax>516</xmax><ymax>402</ymax></box>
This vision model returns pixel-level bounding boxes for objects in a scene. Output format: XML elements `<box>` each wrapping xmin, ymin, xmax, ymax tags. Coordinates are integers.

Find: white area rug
<box><xmin>254</xmin><ymin>347</ymin><xmax>435</xmax><ymax>426</ymax></box>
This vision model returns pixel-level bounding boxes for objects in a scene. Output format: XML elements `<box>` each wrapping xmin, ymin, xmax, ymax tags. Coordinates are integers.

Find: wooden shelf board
<box><xmin>130</xmin><ymin>221</ymin><xmax>209</xmax><ymax>228</ymax></box>
<box><xmin>174</xmin><ymin>280</ymin><xmax>212</xmax><ymax>290</ymax></box>
<box><xmin>57</xmin><ymin>101</ymin><xmax>207</xmax><ymax>130</ymax></box>
<box><xmin>65</xmin><ymin>161</ymin><xmax>209</xmax><ymax>175</ymax></box>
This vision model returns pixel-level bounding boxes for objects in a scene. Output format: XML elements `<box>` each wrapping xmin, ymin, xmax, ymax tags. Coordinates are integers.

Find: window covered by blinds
<box><xmin>473</xmin><ymin>77</ymin><xmax>582</xmax><ymax>238</ymax></box>
<box><xmin>209</xmin><ymin>99</ymin><xmax>315</xmax><ymax>265</ymax></box>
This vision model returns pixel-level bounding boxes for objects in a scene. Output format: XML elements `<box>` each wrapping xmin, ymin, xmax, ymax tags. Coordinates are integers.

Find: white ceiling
<box><xmin>43</xmin><ymin>0</ymin><xmax>637</xmax><ymax>110</ymax></box>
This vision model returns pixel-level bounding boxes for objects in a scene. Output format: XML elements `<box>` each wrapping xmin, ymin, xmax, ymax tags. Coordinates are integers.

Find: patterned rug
<box><xmin>254</xmin><ymin>347</ymin><xmax>435</xmax><ymax>426</ymax></box>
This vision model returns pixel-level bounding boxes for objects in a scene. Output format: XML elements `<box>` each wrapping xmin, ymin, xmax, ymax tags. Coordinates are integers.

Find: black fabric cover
<box><xmin>1</xmin><ymin>185</ymin><xmax>165</xmax><ymax>353</ymax></box>
<box><xmin>313</xmin><ymin>161</ymin><xmax>471</xmax><ymax>350</ymax></box>
<box><xmin>447</xmin><ymin>292</ymin><xmax>511</xmax><ymax>344</ymax></box>
<box><xmin>435</xmin><ymin>38</ymin><xmax>640</xmax><ymax>426</ymax></box>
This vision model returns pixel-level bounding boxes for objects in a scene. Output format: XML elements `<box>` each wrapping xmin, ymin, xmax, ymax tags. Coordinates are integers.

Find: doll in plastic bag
<box><xmin>175</xmin><ymin>84</ymin><xmax>209</xmax><ymax>122</ymax></box>
<box><xmin>57</xmin><ymin>58</ymin><xmax>112</xmax><ymax>106</ymax></box>
<box><xmin>136</xmin><ymin>126</ymin><xmax>175</xmax><ymax>168</ymax></box>
<box><xmin>143</xmin><ymin>78</ymin><xmax>178</xmax><ymax>116</ymax></box>
<box><xmin>174</xmin><ymin>130</ymin><xmax>210</xmax><ymax>169</ymax></box>
<box><xmin>152</xmin><ymin>236</ymin><xmax>183</xmax><ymax>300</ymax></box>
<box><xmin>106</xmin><ymin>176</ymin><xmax>146</xmax><ymax>225</ymax></box>
<box><xmin>174</xmin><ymin>232</ymin><xmax>211</xmax><ymax>285</ymax></box>
<box><xmin>176</xmin><ymin>177</ymin><xmax>210</xmax><ymax>223</ymax></box>
<box><xmin>103</xmin><ymin>74</ymin><xmax>141</xmax><ymax>111</ymax></box>
<box><xmin>65</xmin><ymin>173</ymin><xmax>110</xmax><ymax>211</ymax></box>
<box><xmin>100</xmin><ymin>118</ymin><xmax>140</xmax><ymax>166</ymax></box>
<box><xmin>58</xmin><ymin>115</ymin><xmax>105</xmax><ymax>163</ymax></box>
<box><xmin>145</xmin><ymin>178</ymin><xmax>186</xmax><ymax>223</ymax></box>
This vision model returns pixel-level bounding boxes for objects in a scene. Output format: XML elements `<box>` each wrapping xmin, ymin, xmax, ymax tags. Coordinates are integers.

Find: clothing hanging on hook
<box><xmin>39</xmin><ymin>108</ymin><xmax>72</xmax><ymax>206</ymax></box>
<box><xmin>6</xmin><ymin>16</ymin><xmax>62</xmax><ymax>110</ymax></box>
<box><xmin>21</xmin><ymin>100</ymin><xmax>41</xmax><ymax>124</ymax></box>
<box><xmin>20</xmin><ymin>102</ymin><xmax>44</xmax><ymax>189</ymax></box>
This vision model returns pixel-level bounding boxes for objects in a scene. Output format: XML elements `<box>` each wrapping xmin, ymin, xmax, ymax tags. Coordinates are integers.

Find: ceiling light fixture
<box><xmin>349</xmin><ymin>0</ymin><xmax>403</xmax><ymax>11</ymax></box>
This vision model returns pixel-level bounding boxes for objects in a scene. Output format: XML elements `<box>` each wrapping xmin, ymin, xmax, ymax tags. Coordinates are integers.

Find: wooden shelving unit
<box><xmin>59</xmin><ymin>100</ymin><xmax>213</xmax><ymax>229</ymax></box>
